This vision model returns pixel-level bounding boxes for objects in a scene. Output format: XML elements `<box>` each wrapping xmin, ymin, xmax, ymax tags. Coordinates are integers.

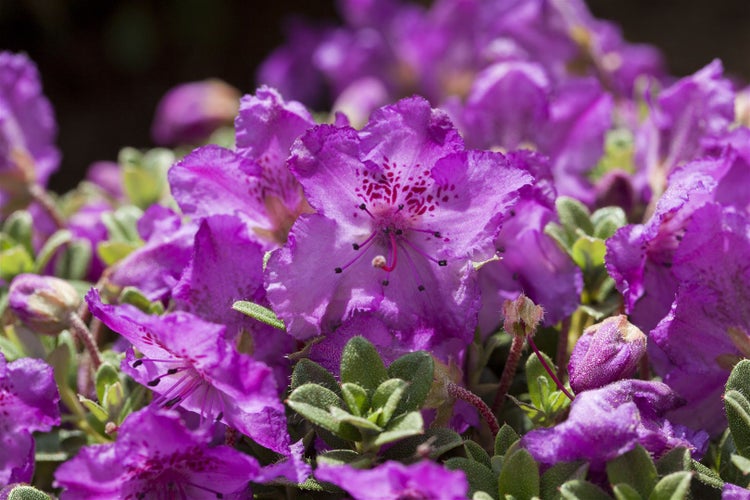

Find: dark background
<box><xmin>1</xmin><ymin>0</ymin><xmax>749</xmax><ymax>193</ymax></box>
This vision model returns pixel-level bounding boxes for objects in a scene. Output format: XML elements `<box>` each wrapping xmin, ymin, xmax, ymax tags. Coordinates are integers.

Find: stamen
<box><xmin>358</xmin><ymin>203</ymin><xmax>375</xmax><ymax>218</ymax></box>
<box><xmin>398</xmin><ymin>240</ymin><xmax>426</xmax><ymax>292</ymax></box>
<box><xmin>401</xmin><ymin>238</ymin><xmax>448</xmax><ymax>267</ymax></box>
<box><xmin>335</xmin><ymin>231</ymin><xmax>378</xmax><ymax>273</ymax></box>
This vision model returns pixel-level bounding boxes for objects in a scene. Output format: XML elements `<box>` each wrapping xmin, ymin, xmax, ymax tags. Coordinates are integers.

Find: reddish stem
<box><xmin>492</xmin><ymin>334</ymin><xmax>525</xmax><ymax>413</ymax></box>
<box><xmin>447</xmin><ymin>382</ymin><xmax>499</xmax><ymax>437</ymax></box>
<box><xmin>527</xmin><ymin>337</ymin><xmax>575</xmax><ymax>401</ymax></box>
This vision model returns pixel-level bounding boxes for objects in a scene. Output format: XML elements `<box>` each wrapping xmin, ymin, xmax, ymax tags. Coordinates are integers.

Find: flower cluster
<box><xmin>4</xmin><ymin>0</ymin><xmax>750</xmax><ymax>498</ymax></box>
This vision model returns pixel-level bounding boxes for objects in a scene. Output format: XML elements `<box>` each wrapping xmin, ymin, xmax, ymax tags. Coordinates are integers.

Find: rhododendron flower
<box><xmin>86</xmin><ymin>289</ymin><xmax>292</xmax><ymax>455</ymax></box>
<box><xmin>0</xmin><ymin>353</ymin><xmax>60</xmax><ymax>484</ymax></box>
<box><xmin>54</xmin><ymin>408</ymin><xmax>261</xmax><ymax>499</ymax></box>
<box><xmin>315</xmin><ymin>460</ymin><xmax>468</xmax><ymax>500</ymax></box>
<box><xmin>266</xmin><ymin>96</ymin><xmax>531</xmax><ymax>342</ymax></box>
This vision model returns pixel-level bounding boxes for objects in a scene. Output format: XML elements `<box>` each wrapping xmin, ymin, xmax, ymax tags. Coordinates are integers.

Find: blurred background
<box><xmin>1</xmin><ymin>0</ymin><xmax>749</xmax><ymax>193</ymax></box>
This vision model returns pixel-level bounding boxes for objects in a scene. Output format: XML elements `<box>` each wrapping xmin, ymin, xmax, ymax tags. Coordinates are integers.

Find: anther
<box><xmin>215</xmin><ymin>412</ymin><xmax>224</xmax><ymax>422</ymax></box>
<box><xmin>397</xmin><ymin>204</ymin><xmax>404</xmax><ymax>210</ymax></box>
<box><xmin>352</xmin><ymin>243</ymin><xmax>360</xmax><ymax>250</ymax></box>
<box><xmin>438</xmin><ymin>259</ymin><xmax>447</xmax><ymax>266</ymax></box>
<box><xmin>418</xmin><ymin>285</ymin><xmax>425</xmax><ymax>291</ymax></box>
<box><xmin>359</xmin><ymin>203</ymin><xmax>366</xmax><ymax>210</ymax></box>
<box><xmin>147</xmin><ymin>378</ymin><xmax>161</xmax><ymax>387</ymax></box>
<box><xmin>395</xmin><ymin>229</ymin><xmax>403</xmax><ymax>235</ymax></box>
<box><xmin>434</xmin><ymin>231</ymin><xmax>441</xmax><ymax>237</ymax></box>
<box><xmin>382</xmin><ymin>280</ymin><xmax>389</xmax><ymax>286</ymax></box>
<box><xmin>166</xmin><ymin>368</ymin><xmax>179</xmax><ymax>375</ymax></box>
<box><xmin>132</xmin><ymin>360</ymin><xmax>143</xmax><ymax>368</ymax></box>
<box><xmin>164</xmin><ymin>396</ymin><xmax>182</xmax><ymax>408</ymax></box>
<box><xmin>335</xmin><ymin>267</ymin><xmax>343</xmax><ymax>274</ymax></box>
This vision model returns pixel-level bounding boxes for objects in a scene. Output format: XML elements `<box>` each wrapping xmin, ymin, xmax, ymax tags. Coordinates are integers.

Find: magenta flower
<box><xmin>0</xmin><ymin>353</ymin><xmax>60</xmax><ymax>485</ymax></box>
<box><xmin>151</xmin><ymin>79</ymin><xmax>241</xmax><ymax>146</ymax></box>
<box><xmin>169</xmin><ymin>86</ymin><xmax>314</xmax><ymax>248</ymax></box>
<box><xmin>86</xmin><ymin>289</ymin><xmax>292</xmax><ymax>456</ymax></box>
<box><xmin>265</xmin><ymin>96</ymin><xmax>531</xmax><ymax>341</ymax></box>
<box><xmin>54</xmin><ymin>408</ymin><xmax>260</xmax><ymax>499</ymax></box>
<box><xmin>315</xmin><ymin>460</ymin><xmax>468</xmax><ymax>500</ymax></box>
<box><xmin>0</xmin><ymin>51</ymin><xmax>60</xmax><ymax>212</ymax></box>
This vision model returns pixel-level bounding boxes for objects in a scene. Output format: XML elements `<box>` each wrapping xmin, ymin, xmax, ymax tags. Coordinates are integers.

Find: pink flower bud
<box><xmin>502</xmin><ymin>294</ymin><xmax>544</xmax><ymax>337</ymax></box>
<box><xmin>8</xmin><ymin>274</ymin><xmax>80</xmax><ymax>335</ymax></box>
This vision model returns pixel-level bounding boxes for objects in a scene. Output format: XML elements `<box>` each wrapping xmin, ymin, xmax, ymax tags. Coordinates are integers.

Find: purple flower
<box><xmin>0</xmin><ymin>353</ymin><xmax>60</xmax><ymax>485</ymax></box>
<box><xmin>315</xmin><ymin>460</ymin><xmax>468</xmax><ymax>500</ymax></box>
<box><xmin>265</xmin><ymin>96</ymin><xmax>531</xmax><ymax>342</ymax></box>
<box><xmin>522</xmin><ymin>379</ymin><xmax>708</xmax><ymax>474</ymax></box>
<box><xmin>151</xmin><ymin>79</ymin><xmax>241</xmax><ymax>146</ymax></box>
<box><xmin>568</xmin><ymin>315</ymin><xmax>646</xmax><ymax>393</ymax></box>
<box><xmin>172</xmin><ymin>214</ymin><xmax>295</xmax><ymax>386</ymax></box>
<box><xmin>86</xmin><ymin>289</ymin><xmax>293</xmax><ymax>455</ymax></box>
<box><xmin>650</xmin><ymin>203</ymin><xmax>750</xmax><ymax>435</ymax></box>
<box><xmin>169</xmin><ymin>86</ymin><xmax>314</xmax><ymax>248</ymax></box>
<box><xmin>54</xmin><ymin>408</ymin><xmax>260</xmax><ymax>499</ymax></box>
<box><xmin>109</xmin><ymin>205</ymin><xmax>197</xmax><ymax>301</ymax></box>
<box><xmin>0</xmin><ymin>51</ymin><xmax>59</xmax><ymax>212</ymax></box>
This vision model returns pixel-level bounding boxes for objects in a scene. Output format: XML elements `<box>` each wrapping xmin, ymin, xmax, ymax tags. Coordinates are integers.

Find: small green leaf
<box><xmin>473</xmin><ymin>492</ymin><xmax>495</xmax><ymax>500</ymax></box>
<box><xmin>387</xmin><ymin>351</ymin><xmax>434</xmax><ymax>415</ymax></box>
<box><xmin>690</xmin><ymin>459</ymin><xmax>724</xmax><ymax>489</ymax></box>
<box><xmin>341</xmin><ymin>383</ymin><xmax>369</xmax><ymax>417</ymax></box>
<box><xmin>372</xmin><ymin>411</ymin><xmax>423</xmax><ymax>447</ymax></box>
<box><xmin>540</xmin><ymin>461</ymin><xmax>589</xmax><ymax>500</ymax></box>
<box><xmin>556</xmin><ymin>196</ymin><xmax>594</xmax><ymax>236</ymax></box>
<box><xmin>544</xmin><ymin>222</ymin><xmax>573</xmax><ymax>252</ymax></box>
<box><xmin>291</xmin><ymin>359</ymin><xmax>341</xmax><ymax>396</ymax></box>
<box><xmin>232</xmin><ymin>300</ymin><xmax>285</xmax><ymax>330</ymax></box>
<box><xmin>732</xmin><ymin>454</ymin><xmax>750</xmax><ymax>475</ymax></box>
<box><xmin>4</xmin><ymin>484</ymin><xmax>52</xmax><ymax>500</ymax></box>
<box><xmin>655</xmin><ymin>447</ymin><xmax>691</xmax><ymax>476</ymax></box>
<box><xmin>464</xmin><ymin>440</ymin><xmax>492</xmax><ymax>470</ymax></box>
<box><xmin>340</xmin><ymin>336</ymin><xmax>388</xmax><ymax>397</ymax></box>
<box><xmin>648</xmin><ymin>471</ymin><xmax>692</xmax><ymax>500</ymax></box>
<box><xmin>101</xmin><ymin>206</ymin><xmax>143</xmax><ymax>243</ymax></box>
<box><xmin>591</xmin><ymin>206</ymin><xmax>627</xmax><ymax>239</ymax></box>
<box><xmin>316</xmin><ymin>449</ymin><xmax>369</xmax><ymax>467</ymax></box>
<box><xmin>97</xmin><ymin>241</ymin><xmax>139</xmax><ymax>266</ymax></box>
<box><xmin>0</xmin><ymin>245</ymin><xmax>34</xmax><ymax>281</ymax></box>
<box><xmin>372</xmin><ymin>378</ymin><xmax>408</xmax><ymax>426</ymax></box>
<box><xmin>78</xmin><ymin>395</ymin><xmax>108</xmax><ymax>422</ymax></box>
<box><xmin>329</xmin><ymin>406</ymin><xmax>383</xmax><ymax>431</ymax></box>
<box><xmin>54</xmin><ymin>239</ymin><xmax>92</xmax><ymax>280</ymax></box>
<box><xmin>606</xmin><ymin>445</ymin><xmax>658</xmax><ymax>499</ymax></box>
<box><xmin>494</xmin><ymin>423</ymin><xmax>520</xmax><ymax>456</ymax></box>
<box><xmin>559</xmin><ymin>480</ymin><xmax>612</xmax><ymax>500</ymax></box>
<box><xmin>95</xmin><ymin>363</ymin><xmax>120</xmax><ymax>403</ymax></box>
<box><xmin>3</xmin><ymin>209</ymin><xmax>34</xmax><ymax>256</ymax></box>
<box><xmin>570</xmin><ymin>235</ymin><xmax>607</xmax><ymax>271</ymax></box>
<box><xmin>498</xmin><ymin>449</ymin><xmax>540</xmax><ymax>500</ymax></box>
<box><xmin>445</xmin><ymin>457</ymin><xmax>499</xmax><ymax>500</ymax></box>
<box><xmin>287</xmin><ymin>384</ymin><xmax>360</xmax><ymax>441</ymax></box>
<box><xmin>612</xmin><ymin>483</ymin><xmax>642</xmax><ymax>500</ymax></box>
<box><xmin>726</xmin><ymin>360</ymin><xmax>750</xmax><ymax>458</ymax></box>
<box><xmin>34</xmin><ymin>229</ymin><xmax>72</xmax><ymax>273</ymax></box>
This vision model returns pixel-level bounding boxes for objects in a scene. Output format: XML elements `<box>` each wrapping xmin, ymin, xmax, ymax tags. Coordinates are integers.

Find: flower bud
<box><xmin>567</xmin><ymin>314</ymin><xmax>646</xmax><ymax>393</ymax></box>
<box><xmin>151</xmin><ymin>79</ymin><xmax>240</xmax><ymax>146</ymax></box>
<box><xmin>8</xmin><ymin>273</ymin><xmax>81</xmax><ymax>334</ymax></box>
<box><xmin>502</xmin><ymin>294</ymin><xmax>544</xmax><ymax>337</ymax></box>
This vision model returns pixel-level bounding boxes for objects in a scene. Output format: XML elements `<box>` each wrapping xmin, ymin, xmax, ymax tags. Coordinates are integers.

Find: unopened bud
<box><xmin>502</xmin><ymin>295</ymin><xmax>544</xmax><ymax>337</ymax></box>
<box><xmin>8</xmin><ymin>273</ymin><xmax>81</xmax><ymax>334</ymax></box>
<box><xmin>567</xmin><ymin>315</ymin><xmax>646</xmax><ymax>393</ymax></box>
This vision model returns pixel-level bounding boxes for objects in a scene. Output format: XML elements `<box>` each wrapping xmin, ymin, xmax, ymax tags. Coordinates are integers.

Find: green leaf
<box><xmin>101</xmin><ymin>206</ymin><xmax>143</xmax><ymax>242</ymax></box>
<box><xmin>544</xmin><ymin>222</ymin><xmax>573</xmax><ymax>252</ymax></box>
<box><xmin>381</xmin><ymin>427</ymin><xmax>465</xmax><ymax>461</ymax></box>
<box><xmin>54</xmin><ymin>239</ymin><xmax>92</xmax><ymax>280</ymax></box>
<box><xmin>591</xmin><ymin>206</ymin><xmax>627</xmax><ymax>239</ymax></box>
<box><xmin>497</xmin><ymin>449</ymin><xmax>540</xmax><ymax>500</ymax></box>
<box><xmin>372</xmin><ymin>378</ymin><xmax>408</xmax><ymax>426</ymax></box>
<box><xmin>690</xmin><ymin>459</ymin><xmax>724</xmax><ymax>489</ymax></box>
<box><xmin>570</xmin><ymin>235</ymin><xmax>607</xmax><ymax>271</ymax></box>
<box><xmin>612</xmin><ymin>483</ymin><xmax>642</xmax><ymax>500</ymax></box>
<box><xmin>340</xmin><ymin>336</ymin><xmax>388</xmax><ymax>397</ymax></box>
<box><xmin>95</xmin><ymin>363</ymin><xmax>120</xmax><ymax>403</ymax></box>
<box><xmin>656</xmin><ymin>447</ymin><xmax>691</xmax><ymax>476</ymax></box>
<box><xmin>648</xmin><ymin>472</ymin><xmax>692</xmax><ymax>500</ymax></box>
<box><xmin>559</xmin><ymin>480</ymin><xmax>612</xmax><ymax>500</ymax></box>
<box><xmin>0</xmin><ymin>245</ymin><xmax>34</xmax><ymax>281</ymax></box>
<box><xmin>290</xmin><ymin>358</ymin><xmax>341</xmax><ymax>396</ymax></box>
<box><xmin>3</xmin><ymin>209</ymin><xmax>34</xmax><ymax>256</ymax></box>
<box><xmin>494</xmin><ymin>423</ymin><xmax>521</xmax><ymax>456</ymax></box>
<box><xmin>556</xmin><ymin>196</ymin><xmax>594</xmax><ymax>236</ymax></box>
<box><xmin>387</xmin><ymin>351</ymin><xmax>434</xmax><ymax>415</ymax></box>
<box><xmin>732</xmin><ymin>454</ymin><xmax>750</xmax><ymax>475</ymax></box>
<box><xmin>287</xmin><ymin>384</ymin><xmax>360</xmax><ymax>441</ymax></box>
<box><xmin>329</xmin><ymin>406</ymin><xmax>383</xmax><ymax>432</ymax></box>
<box><xmin>97</xmin><ymin>241</ymin><xmax>139</xmax><ymax>266</ymax></box>
<box><xmin>372</xmin><ymin>411</ymin><xmax>423</xmax><ymax>447</ymax></box>
<box><xmin>78</xmin><ymin>395</ymin><xmax>109</xmax><ymax>422</ymax></box>
<box><xmin>540</xmin><ymin>461</ymin><xmax>589</xmax><ymax>500</ymax></box>
<box><xmin>726</xmin><ymin>360</ymin><xmax>750</xmax><ymax>458</ymax></box>
<box><xmin>445</xmin><ymin>457</ymin><xmax>499</xmax><ymax>500</ymax></box>
<box><xmin>316</xmin><ymin>449</ymin><xmax>369</xmax><ymax>467</ymax></box>
<box><xmin>34</xmin><ymin>229</ymin><xmax>72</xmax><ymax>273</ymax></box>
<box><xmin>606</xmin><ymin>445</ymin><xmax>658</xmax><ymax>499</ymax></box>
<box><xmin>4</xmin><ymin>485</ymin><xmax>52</xmax><ymax>500</ymax></box>
<box><xmin>232</xmin><ymin>300</ymin><xmax>285</xmax><ymax>330</ymax></box>
<box><xmin>464</xmin><ymin>439</ymin><xmax>492</xmax><ymax>470</ymax></box>
<box><xmin>341</xmin><ymin>383</ymin><xmax>369</xmax><ymax>417</ymax></box>
<box><xmin>473</xmin><ymin>492</ymin><xmax>495</xmax><ymax>500</ymax></box>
